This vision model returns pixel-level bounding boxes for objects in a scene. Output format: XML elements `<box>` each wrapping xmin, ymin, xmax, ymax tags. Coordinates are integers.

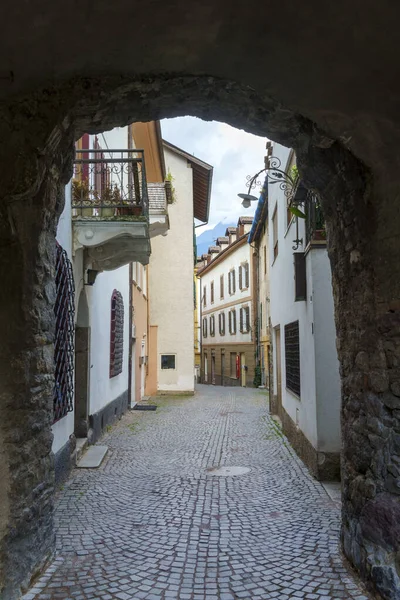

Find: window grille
<box><xmin>53</xmin><ymin>243</ymin><xmax>75</xmax><ymax>423</ymax></box>
<box><xmin>285</xmin><ymin>320</ymin><xmax>300</xmax><ymax>397</ymax></box>
<box><xmin>110</xmin><ymin>290</ymin><xmax>124</xmax><ymax>378</ymax></box>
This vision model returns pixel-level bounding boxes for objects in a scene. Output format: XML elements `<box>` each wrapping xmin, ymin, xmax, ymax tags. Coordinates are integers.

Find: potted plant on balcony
<box><xmin>72</xmin><ymin>179</ymin><xmax>93</xmax><ymax>217</ymax></box>
<box><xmin>100</xmin><ymin>184</ymin><xmax>118</xmax><ymax>217</ymax></box>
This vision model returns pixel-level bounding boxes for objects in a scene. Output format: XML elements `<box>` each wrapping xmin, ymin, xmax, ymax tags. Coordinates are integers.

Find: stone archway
<box><xmin>0</xmin><ymin>4</ymin><xmax>400</xmax><ymax>597</ymax></box>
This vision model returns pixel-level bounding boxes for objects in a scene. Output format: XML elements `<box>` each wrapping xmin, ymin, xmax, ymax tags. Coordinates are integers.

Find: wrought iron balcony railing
<box><xmin>72</xmin><ymin>149</ymin><xmax>149</xmax><ymax>219</ymax></box>
<box><xmin>305</xmin><ymin>190</ymin><xmax>326</xmax><ymax>246</ymax></box>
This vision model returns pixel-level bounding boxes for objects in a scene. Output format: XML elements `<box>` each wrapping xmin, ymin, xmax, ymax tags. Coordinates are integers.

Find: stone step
<box><xmin>77</xmin><ymin>445</ymin><xmax>108</xmax><ymax>468</ymax></box>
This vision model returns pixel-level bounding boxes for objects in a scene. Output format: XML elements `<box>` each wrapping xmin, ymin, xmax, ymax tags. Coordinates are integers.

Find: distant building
<box><xmin>268</xmin><ymin>142</ymin><xmax>341</xmax><ymax>480</ymax></box>
<box><xmin>198</xmin><ymin>217</ymin><xmax>256</xmax><ymax>387</ymax></box>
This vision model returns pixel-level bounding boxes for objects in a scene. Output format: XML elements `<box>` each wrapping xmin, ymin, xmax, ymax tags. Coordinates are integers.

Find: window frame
<box><xmin>272</xmin><ymin>205</ymin><xmax>278</xmax><ymax>262</ymax></box>
<box><xmin>161</xmin><ymin>354</ymin><xmax>176</xmax><ymax>370</ymax></box>
<box><xmin>110</xmin><ymin>289</ymin><xmax>124</xmax><ymax>379</ymax></box>
<box><xmin>284</xmin><ymin>320</ymin><xmax>301</xmax><ymax>398</ymax></box>
<box><xmin>203</xmin><ymin>317</ymin><xmax>208</xmax><ymax>338</ymax></box>
<box><xmin>219</xmin><ymin>312</ymin><xmax>226</xmax><ymax>336</ymax></box>
<box><xmin>210</xmin><ymin>314</ymin><xmax>215</xmax><ymax>337</ymax></box>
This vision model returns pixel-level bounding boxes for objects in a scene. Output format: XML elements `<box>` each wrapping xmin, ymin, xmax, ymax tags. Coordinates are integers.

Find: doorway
<box><xmin>240</xmin><ymin>352</ymin><xmax>246</xmax><ymax>387</ymax></box>
<box><xmin>275</xmin><ymin>327</ymin><xmax>282</xmax><ymax>418</ymax></box>
<box><xmin>140</xmin><ymin>340</ymin><xmax>146</xmax><ymax>400</ymax></box>
<box><xmin>74</xmin><ymin>290</ymin><xmax>90</xmax><ymax>438</ymax></box>
<box><xmin>211</xmin><ymin>352</ymin><xmax>216</xmax><ymax>385</ymax></box>
<box><xmin>221</xmin><ymin>351</ymin><xmax>225</xmax><ymax>386</ymax></box>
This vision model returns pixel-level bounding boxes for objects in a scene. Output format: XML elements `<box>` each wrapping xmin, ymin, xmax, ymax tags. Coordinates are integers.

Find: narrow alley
<box><xmin>25</xmin><ymin>387</ymin><xmax>369</xmax><ymax>600</ymax></box>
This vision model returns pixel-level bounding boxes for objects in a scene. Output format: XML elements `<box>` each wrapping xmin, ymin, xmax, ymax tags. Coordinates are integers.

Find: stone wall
<box><xmin>0</xmin><ymin>72</ymin><xmax>398</xmax><ymax>598</ymax></box>
<box><xmin>281</xmin><ymin>407</ymin><xmax>341</xmax><ymax>481</ymax></box>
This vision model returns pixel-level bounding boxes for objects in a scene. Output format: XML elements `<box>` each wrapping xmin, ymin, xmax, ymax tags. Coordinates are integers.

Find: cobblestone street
<box><xmin>25</xmin><ymin>386</ymin><xmax>370</xmax><ymax>600</ymax></box>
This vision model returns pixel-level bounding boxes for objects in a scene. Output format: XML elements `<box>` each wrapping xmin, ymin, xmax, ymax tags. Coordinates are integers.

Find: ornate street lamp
<box><xmin>238</xmin><ymin>144</ymin><xmax>306</xmax><ymax>250</ymax></box>
<box><xmin>237</xmin><ymin>154</ymin><xmax>299</xmax><ymax>209</ymax></box>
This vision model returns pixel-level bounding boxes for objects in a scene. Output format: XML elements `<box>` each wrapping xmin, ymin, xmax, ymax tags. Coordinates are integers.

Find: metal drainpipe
<box><xmin>128</xmin><ymin>262</ymin><xmax>133</xmax><ymax>407</ymax></box>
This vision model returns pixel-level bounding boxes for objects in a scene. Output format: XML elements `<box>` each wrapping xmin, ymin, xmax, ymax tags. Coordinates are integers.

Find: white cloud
<box><xmin>161</xmin><ymin>117</ymin><xmax>268</xmax><ymax>235</ymax></box>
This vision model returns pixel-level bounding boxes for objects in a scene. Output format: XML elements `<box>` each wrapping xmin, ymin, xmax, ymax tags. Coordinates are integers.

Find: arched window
<box><xmin>53</xmin><ymin>242</ymin><xmax>75</xmax><ymax>423</ymax></box>
<box><xmin>110</xmin><ymin>290</ymin><xmax>124</xmax><ymax>378</ymax></box>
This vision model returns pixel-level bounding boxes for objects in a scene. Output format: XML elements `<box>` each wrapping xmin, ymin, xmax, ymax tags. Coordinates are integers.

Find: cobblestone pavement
<box><xmin>25</xmin><ymin>386</ymin><xmax>371</xmax><ymax>600</ymax></box>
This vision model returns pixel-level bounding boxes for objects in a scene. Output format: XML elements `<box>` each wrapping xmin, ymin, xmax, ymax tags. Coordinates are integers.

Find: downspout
<box><xmin>199</xmin><ymin>281</ymin><xmax>203</xmax><ymax>383</ymax></box>
<box><xmin>128</xmin><ymin>262</ymin><xmax>133</xmax><ymax>408</ymax></box>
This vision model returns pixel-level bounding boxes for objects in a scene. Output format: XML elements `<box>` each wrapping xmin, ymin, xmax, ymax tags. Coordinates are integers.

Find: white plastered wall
<box><xmin>149</xmin><ymin>147</ymin><xmax>195</xmax><ymax>393</ymax></box>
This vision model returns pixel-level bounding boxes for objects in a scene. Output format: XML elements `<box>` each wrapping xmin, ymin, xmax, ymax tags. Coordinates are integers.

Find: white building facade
<box><xmin>268</xmin><ymin>142</ymin><xmax>341</xmax><ymax>480</ymax></box>
<box><xmin>147</xmin><ymin>141</ymin><xmax>212</xmax><ymax>395</ymax></box>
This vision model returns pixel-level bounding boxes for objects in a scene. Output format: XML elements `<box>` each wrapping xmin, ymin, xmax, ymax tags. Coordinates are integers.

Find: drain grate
<box><xmin>132</xmin><ymin>404</ymin><xmax>157</xmax><ymax>411</ymax></box>
<box><xmin>207</xmin><ymin>466</ymin><xmax>250</xmax><ymax>477</ymax></box>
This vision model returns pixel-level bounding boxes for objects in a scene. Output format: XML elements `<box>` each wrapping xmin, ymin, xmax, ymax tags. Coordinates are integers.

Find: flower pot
<box><xmin>118</xmin><ymin>206</ymin><xmax>142</xmax><ymax>216</ymax></box>
<box><xmin>101</xmin><ymin>207</ymin><xmax>115</xmax><ymax>217</ymax></box>
<box><xmin>81</xmin><ymin>207</ymin><xmax>93</xmax><ymax>217</ymax></box>
<box><xmin>313</xmin><ymin>229</ymin><xmax>326</xmax><ymax>241</ymax></box>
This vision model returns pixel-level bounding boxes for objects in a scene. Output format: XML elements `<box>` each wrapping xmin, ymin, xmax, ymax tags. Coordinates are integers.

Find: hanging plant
<box><xmin>165</xmin><ymin>169</ymin><xmax>177</xmax><ymax>203</ymax></box>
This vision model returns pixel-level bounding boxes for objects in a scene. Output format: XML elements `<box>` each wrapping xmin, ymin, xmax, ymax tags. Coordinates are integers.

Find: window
<box><xmin>53</xmin><ymin>243</ymin><xmax>75</xmax><ymax>423</ymax></box>
<box><xmin>110</xmin><ymin>290</ymin><xmax>124</xmax><ymax>378</ymax></box>
<box><xmin>228</xmin><ymin>309</ymin><xmax>237</xmax><ymax>334</ymax></box>
<box><xmin>211</xmin><ymin>281</ymin><xmax>214</xmax><ymax>303</ymax></box>
<box><xmin>285</xmin><ymin>320</ymin><xmax>300</xmax><ymax>397</ymax></box>
<box><xmin>239</xmin><ymin>306</ymin><xmax>250</xmax><ymax>333</ymax></box>
<box><xmin>294</xmin><ymin>252</ymin><xmax>307</xmax><ymax>301</ymax></box>
<box><xmin>203</xmin><ymin>317</ymin><xmax>208</xmax><ymax>338</ymax></box>
<box><xmin>272</xmin><ymin>205</ymin><xmax>278</xmax><ymax>261</ymax></box>
<box><xmin>260</xmin><ymin>302</ymin><xmax>263</xmax><ymax>331</ymax></box>
<box><xmin>230</xmin><ymin>352</ymin><xmax>237</xmax><ymax>377</ymax></box>
<box><xmin>210</xmin><ymin>314</ymin><xmax>215</xmax><ymax>337</ymax></box>
<box><xmin>161</xmin><ymin>354</ymin><xmax>176</xmax><ymax>369</ymax></box>
<box><xmin>220</xmin><ymin>274</ymin><xmax>224</xmax><ymax>299</ymax></box>
<box><xmin>203</xmin><ymin>285</ymin><xmax>207</xmax><ymax>307</ymax></box>
<box><xmin>244</xmin><ymin>262</ymin><xmax>249</xmax><ymax>288</ymax></box>
<box><xmin>219</xmin><ymin>312</ymin><xmax>226</xmax><ymax>335</ymax></box>
<box><xmin>239</xmin><ymin>265</ymin><xmax>243</xmax><ymax>290</ymax></box>
<box><xmin>228</xmin><ymin>269</ymin><xmax>236</xmax><ymax>294</ymax></box>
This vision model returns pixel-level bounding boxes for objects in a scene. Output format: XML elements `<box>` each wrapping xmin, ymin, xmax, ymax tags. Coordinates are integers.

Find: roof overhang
<box><xmin>162</xmin><ymin>139</ymin><xmax>213</xmax><ymax>223</ymax></box>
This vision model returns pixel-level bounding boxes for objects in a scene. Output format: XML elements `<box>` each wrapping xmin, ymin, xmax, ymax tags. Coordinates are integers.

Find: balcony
<box><xmin>304</xmin><ymin>190</ymin><xmax>326</xmax><ymax>247</ymax></box>
<box><xmin>148</xmin><ymin>180</ymin><xmax>171</xmax><ymax>238</ymax></box>
<box><xmin>71</xmin><ymin>149</ymin><xmax>169</xmax><ymax>271</ymax></box>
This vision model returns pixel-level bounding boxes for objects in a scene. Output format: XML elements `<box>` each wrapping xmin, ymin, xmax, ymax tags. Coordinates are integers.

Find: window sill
<box><xmin>286</xmin><ymin>387</ymin><xmax>301</xmax><ymax>401</ymax></box>
<box><xmin>304</xmin><ymin>239</ymin><xmax>327</xmax><ymax>256</ymax></box>
<box><xmin>284</xmin><ymin>217</ymin><xmax>294</xmax><ymax>238</ymax></box>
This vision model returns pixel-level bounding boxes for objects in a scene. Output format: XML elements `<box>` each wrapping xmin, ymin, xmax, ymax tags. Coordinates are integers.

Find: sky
<box><xmin>161</xmin><ymin>117</ymin><xmax>267</xmax><ymax>235</ymax></box>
